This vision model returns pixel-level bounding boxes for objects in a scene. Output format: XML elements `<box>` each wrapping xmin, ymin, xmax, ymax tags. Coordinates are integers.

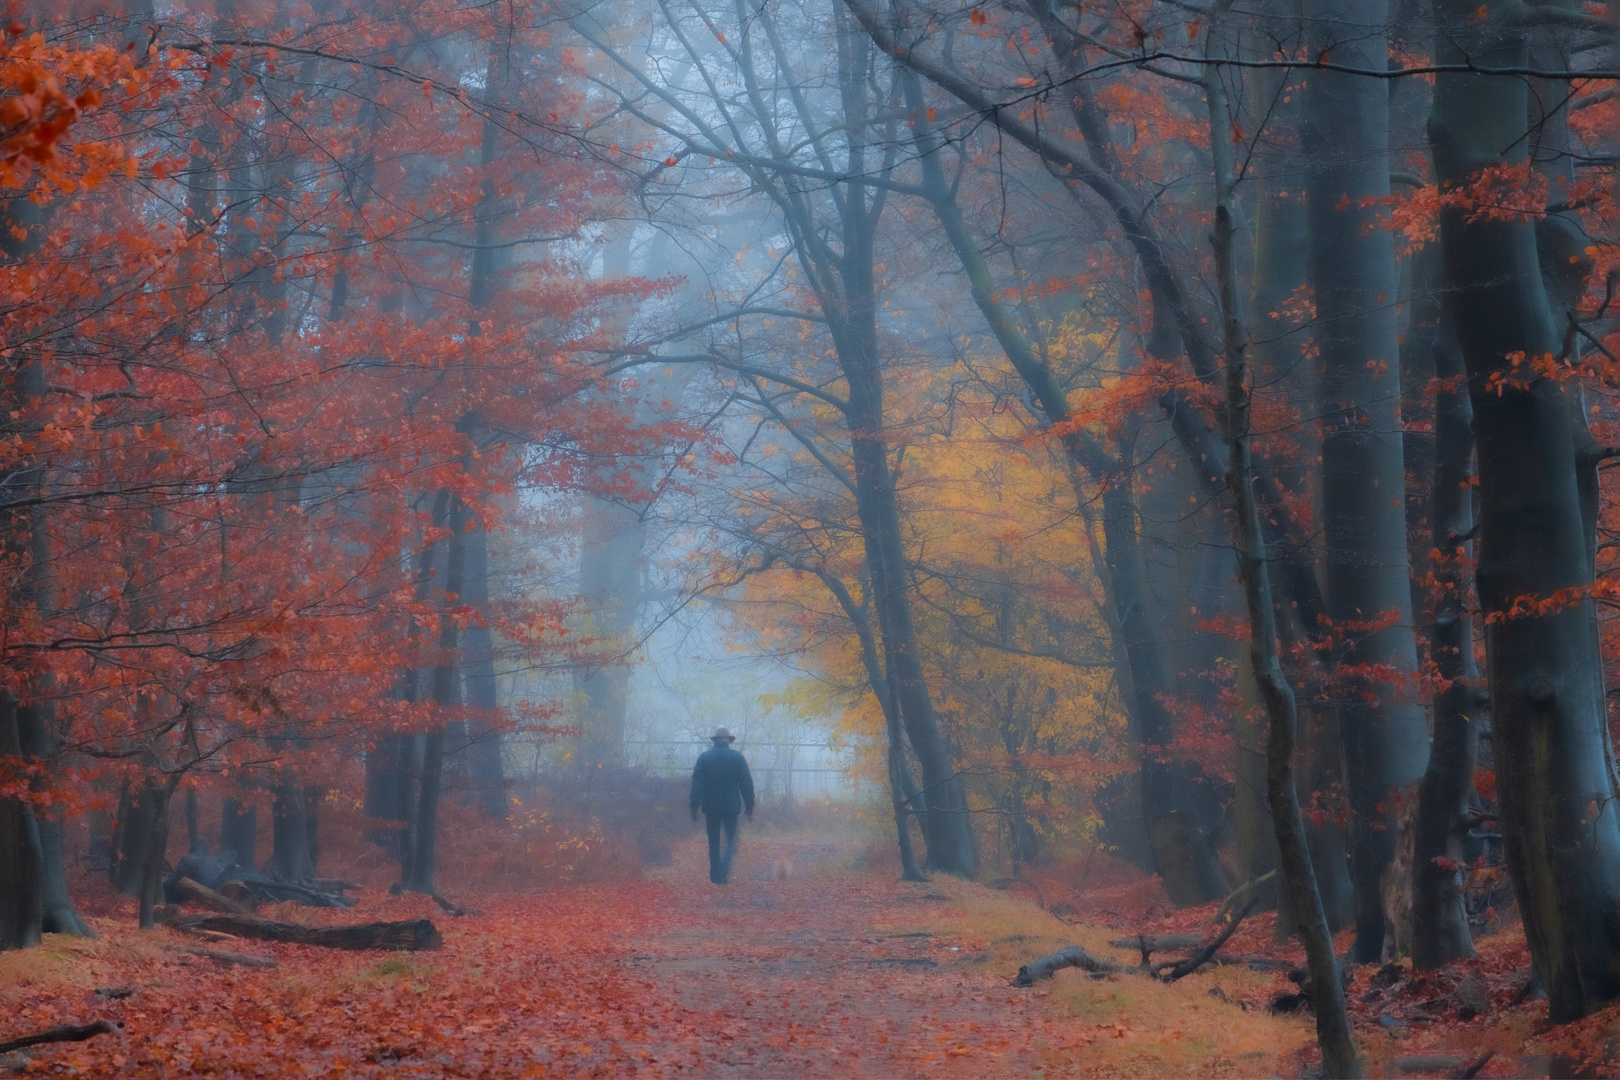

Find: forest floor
<box><xmin>2</xmin><ymin>834</ymin><xmax>1617</xmax><ymax>1077</ymax></box>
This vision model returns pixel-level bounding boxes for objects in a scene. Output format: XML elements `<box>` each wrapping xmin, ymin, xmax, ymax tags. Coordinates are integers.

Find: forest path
<box><xmin>621</xmin><ymin>833</ymin><xmax>1054</xmax><ymax>1077</ymax></box>
<box><xmin>2</xmin><ymin>833</ymin><xmax>1303</xmax><ymax>1077</ymax></box>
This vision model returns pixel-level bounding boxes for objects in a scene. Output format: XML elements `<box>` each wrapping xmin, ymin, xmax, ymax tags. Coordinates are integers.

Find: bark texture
<box><xmin>1303</xmin><ymin>0</ymin><xmax>1429</xmax><ymax>962</ymax></box>
<box><xmin>1429</xmin><ymin>0</ymin><xmax>1620</xmax><ymax>1020</ymax></box>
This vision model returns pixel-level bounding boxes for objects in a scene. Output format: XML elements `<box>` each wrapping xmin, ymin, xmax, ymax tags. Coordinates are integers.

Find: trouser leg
<box><xmin>705</xmin><ymin>814</ymin><xmax>724</xmax><ymax>884</ymax></box>
<box><xmin>718</xmin><ymin>815</ymin><xmax>739</xmax><ymax>883</ymax></box>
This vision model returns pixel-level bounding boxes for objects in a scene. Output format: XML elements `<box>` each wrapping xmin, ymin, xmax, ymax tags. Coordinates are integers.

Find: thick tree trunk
<box><xmin>137</xmin><ymin>779</ymin><xmax>175</xmax><ymax>930</ymax></box>
<box><xmin>364</xmin><ymin>736</ymin><xmax>414</xmax><ymax>867</ymax></box>
<box><xmin>220</xmin><ymin>790</ymin><xmax>257</xmax><ymax>872</ymax></box>
<box><xmin>460</xmin><ymin>518</ymin><xmax>507</xmax><ymax>818</ymax></box>
<box><xmin>454</xmin><ymin>51</ymin><xmax>508</xmax><ymax>813</ymax></box>
<box><xmin>1206</xmin><ymin>55</ymin><xmax>1359</xmax><ymax>1070</ymax></box>
<box><xmin>1303</xmin><ymin>0</ymin><xmax>1429</xmax><ymax>963</ymax></box>
<box><xmin>1429</xmin><ymin>0</ymin><xmax>1620</xmax><ymax>1020</ymax></box>
<box><xmin>405</xmin><ymin>496</ymin><xmax>467</xmax><ymax>896</ymax></box>
<box><xmin>0</xmin><ymin>694</ymin><xmax>43</xmax><ymax>949</ymax></box>
<box><xmin>114</xmin><ymin>782</ymin><xmax>159</xmax><ymax>897</ymax></box>
<box><xmin>1411</xmin><ymin>314</ymin><xmax>1479</xmax><ymax>970</ymax></box>
<box><xmin>270</xmin><ymin>778</ymin><xmax>316</xmax><ymax>880</ymax></box>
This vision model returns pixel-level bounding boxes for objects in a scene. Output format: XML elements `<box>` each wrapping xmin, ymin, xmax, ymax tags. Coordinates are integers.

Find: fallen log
<box><xmin>180</xmin><ymin>914</ymin><xmax>442</xmax><ymax>951</ymax></box>
<box><xmin>167</xmin><ymin>944</ymin><xmax>276</xmax><ymax>968</ymax></box>
<box><xmin>1013</xmin><ymin>946</ymin><xmax>1123</xmax><ymax>987</ymax></box>
<box><xmin>176</xmin><ymin>876</ymin><xmax>253</xmax><ymax>916</ymax></box>
<box><xmin>0</xmin><ymin>1020</ymin><xmax>118</xmax><ymax>1055</ymax></box>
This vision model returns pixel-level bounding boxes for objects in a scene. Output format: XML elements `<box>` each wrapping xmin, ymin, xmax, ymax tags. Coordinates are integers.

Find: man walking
<box><xmin>690</xmin><ymin>727</ymin><xmax>755</xmax><ymax>884</ymax></box>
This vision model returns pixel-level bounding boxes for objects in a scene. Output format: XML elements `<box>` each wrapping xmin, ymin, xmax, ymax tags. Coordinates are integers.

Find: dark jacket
<box><xmin>690</xmin><ymin>743</ymin><xmax>755</xmax><ymax>819</ymax></box>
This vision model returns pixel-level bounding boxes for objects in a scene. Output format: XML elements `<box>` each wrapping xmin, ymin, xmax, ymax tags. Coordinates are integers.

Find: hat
<box><xmin>710</xmin><ymin>727</ymin><xmax>736</xmax><ymax>743</ymax></box>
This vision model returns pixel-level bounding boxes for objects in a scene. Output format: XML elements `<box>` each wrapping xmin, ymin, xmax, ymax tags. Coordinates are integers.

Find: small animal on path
<box><xmin>774</xmin><ymin>855</ymin><xmax>794</xmax><ymax>881</ymax></box>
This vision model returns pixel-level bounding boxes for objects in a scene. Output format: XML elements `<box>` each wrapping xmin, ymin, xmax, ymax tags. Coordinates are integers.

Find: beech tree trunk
<box><xmin>460</xmin><ymin>518</ymin><xmax>507</xmax><ymax>819</ymax></box>
<box><xmin>115</xmin><ymin>782</ymin><xmax>160</xmax><ymax>897</ymax></box>
<box><xmin>137</xmin><ymin>777</ymin><xmax>177</xmax><ymax>930</ymax></box>
<box><xmin>220</xmin><ymin>790</ymin><xmax>257</xmax><ymax>872</ymax></box>
<box><xmin>572</xmin><ymin>493</ymin><xmax>642</xmax><ymax>768</ymax></box>
<box><xmin>1411</xmin><ymin>312</ymin><xmax>1480</xmax><ymax>970</ymax></box>
<box><xmin>1303</xmin><ymin>0</ymin><xmax>1429</xmax><ymax>962</ymax></box>
<box><xmin>270</xmin><ymin>778</ymin><xmax>316</xmax><ymax>881</ymax></box>
<box><xmin>405</xmin><ymin>495</ymin><xmax>468</xmax><ymax>896</ymax></box>
<box><xmin>1430</xmin><ymin>0</ymin><xmax>1620</xmax><ymax>1021</ymax></box>
<box><xmin>455</xmin><ymin>45</ymin><xmax>508</xmax><ymax>814</ymax></box>
<box><xmin>1205</xmin><ymin>51</ymin><xmax>1359</xmax><ymax>1073</ymax></box>
<box><xmin>0</xmin><ymin>694</ymin><xmax>43</xmax><ymax>949</ymax></box>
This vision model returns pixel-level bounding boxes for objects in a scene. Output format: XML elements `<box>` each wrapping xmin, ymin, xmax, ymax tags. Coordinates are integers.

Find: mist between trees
<box><xmin>0</xmin><ymin>0</ymin><xmax>1616</xmax><ymax>1074</ymax></box>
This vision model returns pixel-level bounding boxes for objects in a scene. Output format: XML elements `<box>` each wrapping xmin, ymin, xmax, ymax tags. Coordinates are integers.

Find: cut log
<box><xmin>167</xmin><ymin>944</ymin><xmax>276</xmax><ymax>968</ymax></box>
<box><xmin>1013</xmin><ymin>945</ymin><xmax>1123</xmax><ymax>987</ymax></box>
<box><xmin>176</xmin><ymin>876</ymin><xmax>252</xmax><ymax>916</ymax></box>
<box><xmin>0</xmin><ymin>1020</ymin><xmax>118</xmax><ymax>1055</ymax></box>
<box><xmin>180</xmin><ymin>913</ymin><xmax>442</xmax><ymax>951</ymax></box>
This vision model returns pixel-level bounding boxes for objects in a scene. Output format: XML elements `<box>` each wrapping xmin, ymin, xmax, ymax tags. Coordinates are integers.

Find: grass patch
<box><xmin>886</xmin><ymin>881</ymin><xmax>1317</xmax><ymax>1077</ymax></box>
<box><xmin>367</xmin><ymin>955</ymin><xmax>414</xmax><ymax>979</ymax></box>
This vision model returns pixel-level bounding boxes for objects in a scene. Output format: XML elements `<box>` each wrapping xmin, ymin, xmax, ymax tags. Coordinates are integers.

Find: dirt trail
<box><xmin>622</xmin><ymin>834</ymin><xmax>1050</xmax><ymax>1077</ymax></box>
<box><xmin>5</xmin><ymin>833</ymin><xmax>1292</xmax><ymax>1077</ymax></box>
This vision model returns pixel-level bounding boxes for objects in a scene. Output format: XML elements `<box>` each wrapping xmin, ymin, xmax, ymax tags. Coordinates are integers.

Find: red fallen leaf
<box><xmin>664</xmin><ymin>156</ymin><xmax>678</xmax><ymax>166</ymax></box>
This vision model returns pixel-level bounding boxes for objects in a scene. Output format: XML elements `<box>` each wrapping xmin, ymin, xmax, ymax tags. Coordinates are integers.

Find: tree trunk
<box><xmin>460</xmin><ymin>517</ymin><xmax>507</xmax><ymax>818</ymax></box>
<box><xmin>1207</xmin><ymin>54</ymin><xmax>1360</xmax><ymax>1072</ymax></box>
<box><xmin>455</xmin><ymin>43</ymin><xmax>508</xmax><ymax>814</ymax></box>
<box><xmin>1411</xmin><ymin>311</ymin><xmax>1480</xmax><ymax>970</ymax></box>
<box><xmin>1429</xmin><ymin>0</ymin><xmax>1620</xmax><ymax>1020</ymax></box>
<box><xmin>0</xmin><ymin>694</ymin><xmax>43</xmax><ymax>949</ymax></box>
<box><xmin>805</xmin><ymin>563</ymin><xmax>926</xmax><ymax>881</ymax></box>
<box><xmin>843</xmin><ymin>380</ymin><xmax>974</xmax><ymax>875</ymax></box>
<box><xmin>406</xmin><ymin>495</ymin><xmax>468</xmax><ymax>895</ymax></box>
<box><xmin>572</xmin><ymin>493</ymin><xmax>642</xmax><ymax>768</ymax></box>
<box><xmin>270</xmin><ymin>778</ymin><xmax>316</xmax><ymax>880</ymax></box>
<box><xmin>220</xmin><ymin>790</ymin><xmax>257</xmax><ymax>872</ymax></box>
<box><xmin>1304</xmin><ymin>0</ymin><xmax>1429</xmax><ymax>963</ymax></box>
<box><xmin>115</xmin><ymin>782</ymin><xmax>159</xmax><ymax>897</ymax></box>
<box><xmin>363</xmin><ymin>736</ymin><xmax>414</xmax><ymax>866</ymax></box>
<box><xmin>137</xmin><ymin>779</ymin><xmax>175</xmax><ymax>930</ymax></box>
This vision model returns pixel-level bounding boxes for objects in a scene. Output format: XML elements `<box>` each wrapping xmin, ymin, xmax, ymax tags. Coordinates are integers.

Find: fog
<box><xmin>4</xmin><ymin>5</ymin><xmax>1620</xmax><ymax>1052</ymax></box>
